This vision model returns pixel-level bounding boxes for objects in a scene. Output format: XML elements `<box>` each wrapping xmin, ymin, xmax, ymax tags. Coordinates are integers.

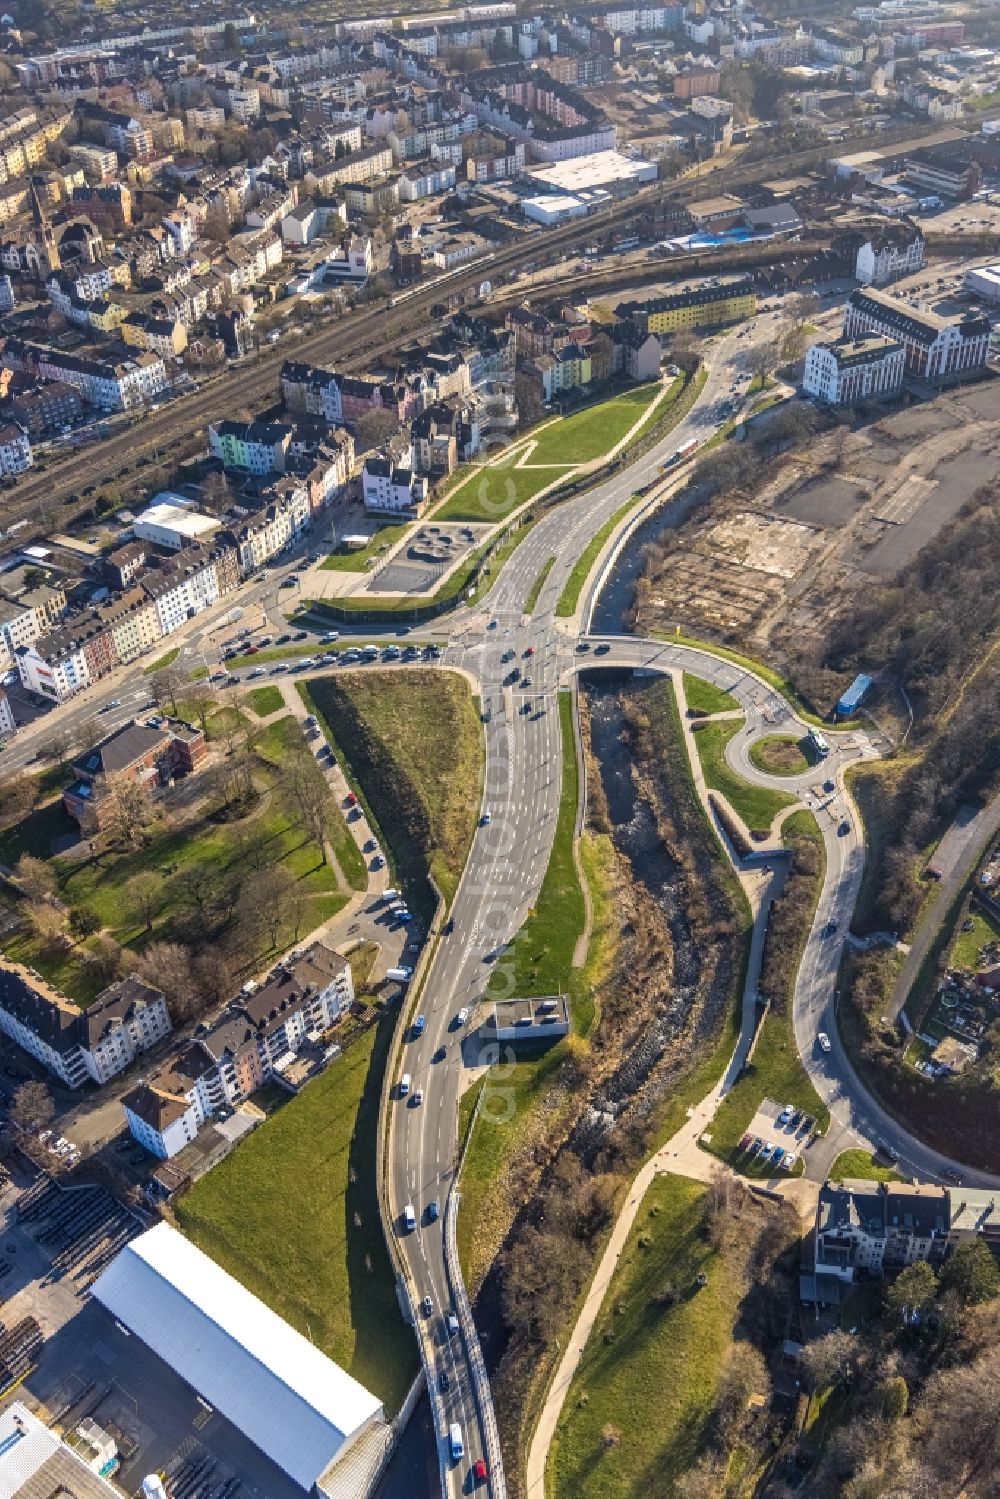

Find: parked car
<box><xmin>818</xmin><ymin>1032</ymin><xmax>831</xmax><ymax>1053</ymax></box>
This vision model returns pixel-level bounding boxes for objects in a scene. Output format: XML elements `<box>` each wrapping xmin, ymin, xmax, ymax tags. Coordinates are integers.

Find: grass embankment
<box><xmin>302</xmin><ymin>670</ymin><xmax>483</xmax><ymax>912</ymax></box>
<box><xmin>846</xmin><ymin>759</ymin><xmax>918</xmax><ymax>932</ymax></box>
<box><xmin>829</xmin><ymin>1149</ymin><xmax>903</xmax><ymax>1183</ymax></box>
<box><xmin>246</xmin><ymin>685</ymin><xmax>284</xmax><ymax>717</ymax></box>
<box><xmin>143</xmin><ymin>647</ymin><xmax>180</xmax><ymax>674</ymax></box>
<box><xmin>433</xmin><ymin>454</ymin><xmax>569</xmax><ymax>524</ymax></box>
<box><xmin>548</xmin><ymin>1175</ymin><xmax>748</xmax><ymax>1499</ymax></box>
<box><xmin>177</xmin><ymin>1009</ymin><xmax>417</xmax><ymax>1413</ymax></box>
<box><xmin>321</xmin><ymin>525</ymin><xmax>410</xmax><ymax>571</ymax></box>
<box><xmin>749</xmin><ymin>734</ymin><xmax>812</xmax><ymax>777</ymax></box>
<box><xmin>703</xmin><ymin>810</ymin><xmax>829</xmax><ymax>1174</ymax></box>
<box><xmin>530</xmin><ymin>380</ymin><xmax>665</xmax><ymax>466</ymax></box>
<box><xmin>525</xmin><ymin>555</ymin><xmax>556</xmax><ymax>615</ymax></box>
<box><xmin>691</xmin><ymin>718</ymin><xmax>796</xmax><ymax>834</ymax></box>
<box><xmin>555</xmin><ymin>497</ymin><xmax>640</xmax><ymax>620</ymax></box>
<box><xmin>682</xmin><ymin>672</ymin><xmax>738</xmax><ymax>717</ymax></box>
<box><xmin>0</xmin><ymin>715</ymin><xmax>346</xmax><ymax>1003</ymax></box>
<box><xmin>656</xmin><ymin>631</ymin><xmax>842</xmax><ymax>729</ymax></box>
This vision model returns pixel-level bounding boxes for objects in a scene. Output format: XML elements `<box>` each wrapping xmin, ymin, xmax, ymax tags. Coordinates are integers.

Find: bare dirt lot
<box><xmin>635</xmin><ymin>377</ymin><xmax>1000</xmax><ymax>703</ymax></box>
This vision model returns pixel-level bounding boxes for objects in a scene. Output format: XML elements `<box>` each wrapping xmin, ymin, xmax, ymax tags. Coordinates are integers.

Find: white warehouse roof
<box><xmin>134</xmin><ymin>498</ymin><xmax>221</xmax><ymax>542</ymax></box>
<box><xmin>91</xmin><ymin>1223</ymin><xmax>384</xmax><ymax>1491</ymax></box>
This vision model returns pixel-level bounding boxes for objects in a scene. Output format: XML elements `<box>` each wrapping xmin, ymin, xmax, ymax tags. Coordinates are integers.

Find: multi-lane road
<box><xmin>7</xmin><ymin>309</ymin><xmax>997</xmax><ymax>1498</ymax></box>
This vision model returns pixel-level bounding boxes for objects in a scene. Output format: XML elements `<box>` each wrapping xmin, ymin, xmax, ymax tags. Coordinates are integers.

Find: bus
<box><xmin>808</xmin><ymin>727</ymin><xmax>830</xmax><ymax>760</ymax></box>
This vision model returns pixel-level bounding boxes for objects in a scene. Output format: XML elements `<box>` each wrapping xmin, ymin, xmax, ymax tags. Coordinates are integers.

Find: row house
<box><xmin>0</xmin><ymin>959</ymin><xmax>171</xmax><ymax>1091</ymax></box>
<box><xmin>9</xmin><ymin>378</ymin><xmax>83</xmax><ymax>437</ymax></box>
<box><xmin>217</xmin><ymin>230</ymin><xmax>283</xmax><ymax>292</ymax></box>
<box><xmin>122</xmin><ymin>944</ymin><xmax>354</xmax><ymax>1158</ymax></box>
<box><xmin>362</xmin><ymin>448</ymin><xmax>429</xmax><ymax>515</ymax></box>
<box><xmin>811</xmin><ymin>1179</ymin><xmax>951</xmax><ymax>1304</ymax></box>
<box><xmin>121</xmin><ymin>312</ymin><xmax>188</xmax><ymax>359</ymax></box>
<box><xmin>0</xmin><ymin>423</ymin><xmax>32</xmax><ymax>477</ymax></box>
<box><xmin>3</xmin><ymin>339</ymin><xmax>167</xmax><ymax>410</ymax></box>
<box><xmin>141</xmin><ymin>541</ymin><xmax>238</xmax><ymax>638</ymax></box>
<box><xmin>246</xmin><ymin>184</ymin><xmax>299</xmax><ymax>233</ymax></box>
<box><xmin>398</xmin><ymin>162</ymin><xmax>457</xmax><ymax>201</ymax></box>
<box><xmin>0</xmin><ymin>574</ymin><xmax>66</xmax><ymax>659</ymax></box>
<box><xmin>209</xmin><ymin>418</ymin><xmax>294</xmax><ymax>474</ymax></box>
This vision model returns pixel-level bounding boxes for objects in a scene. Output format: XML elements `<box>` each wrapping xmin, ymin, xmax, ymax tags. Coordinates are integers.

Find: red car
<box><xmin>345</xmin><ymin>792</ymin><xmax>357</xmax><ymax>807</ymax></box>
<box><xmin>524</xmin><ymin>646</ymin><xmax>535</xmax><ymax>656</ymax></box>
<box><xmin>473</xmin><ymin>1459</ymin><xmax>487</xmax><ymax>1483</ymax></box>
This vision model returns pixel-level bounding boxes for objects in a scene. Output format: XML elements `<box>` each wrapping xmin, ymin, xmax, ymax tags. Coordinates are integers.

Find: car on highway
<box><xmin>270</xmin><ymin>662</ymin><xmax>289</xmax><ymax>674</ymax></box>
<box><xmin>455</xmin><ymin>1007</ymin><xmax>469</xmax><ymax>1027</ymax></box>
<box><xmin>427</xmin><ymin>1199</ymin><xmax>440</xmax><ymax>1222</ymax></box>
<box><xmin>294</xmin><ymin>630</ymin><xmax>309</xmax><ymax>641</ymax></box>
<box><xmin>440</xmin><ymin>1371</ymin><xmax>450</xmax><ymax>1392</ymax></box>
<box><xmin>480</xmin><ymin>812</ymin><xmax>491</xmax><ymax>825</ymax></box>
<box><xmin>473</xmin><ymin>1459</ymin><xmax>488</xmax><ymax>1483</ymax></box>
<box><xmin>250</xmin><ymin>666</ymin><xmax>267</xmax><ymax>678</ymax></box>
<box><xmin>595</xmin><ymin>642</ymin><xmax>610</xmax><ymax>654</ymax></box>
<box><xmin>404</xmin><ymin>1204</ymin><xmax>415</xmax><ymax>1231</ymax></box>
<box><xmin>412</xmin><ymin>1015</ymin><xmax>426</xmax><ymax>1038</ymax></box>
<box><xmin>824</xmin><ymin>919</ymin><xmax>839</xmax><ymax>936</ymax></box>
<box><xmin>411</xmin><ymin>1088</ymin><xmax>424</xmax><ymax>1106</ymax></box>
<box><xmin>277</xmin><ymin>633</ymin><xmax>291</xmax><ymax>645</ymax></box>
<box><xmin>818</xmin><ymin>1032</ymin><xmax>832</xmax><ymax>1053</ymax></box>
<box><xmin>322</xmin><ymin>630</ymin><xmax>340</xmax><ymax>643</ymax></box>
<box><xmin>422</xmin><ymin>1296</ymin><xmax>434</xmax><ymax>1317</ymax></box>
<box><xmin>838</xmin><ymin>820</ymin><xmax>851</xmax><ymax>836</ymax></box>
<box><xmin>446</xmin><ymin>1313</ymin><xmax>460</xmax><ymax>1336</ymax></box>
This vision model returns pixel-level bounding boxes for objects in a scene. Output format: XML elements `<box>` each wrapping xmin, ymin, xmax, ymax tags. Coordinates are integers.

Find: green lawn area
<box><xmin>548</xmin><ymin>1174</ymin><xmax>746</xmax><ymax>1499</ymax></box>
<box><xmin>829</xmin><ymin>1149</ymin><xmax>902</xmax><ymax>1183</ymax></box>
<box><xmin>320</xmin><ymin>524</ymin><xmax>410</xmax><ymax>571</ymax></box>
<box><xmin>487</xmin><ymin>691</ymin><xmax>585</xmax><ymax>1001</ymax></box>
<box><xmin>951</xmin><ymin>906</ymin><xmax>1000</xmax><ymax>970</ymax></box>
<box><xmin>555</xmin><ymin>497</ymin><xmax>640</xmax><ymax>619</ymax></box>
<box><xmin>530</xmin><ymin>380</ymin><xmax>665</xmax><ymax>466</ymax></box>
<box><xmin>748</xmin><ymin>734</ymin><xmax>812</xmax><ymax>777</ymax></box>
<box><xmin>525</xmin><ymin>555</ymin><xmax>556</xmax><ymax>615</ymax></box>
<box><xmin>433</xmin><ymin>455</ymin><xmax>569</xmax><ymax>524</ymax></box>
<box><xmin>682</xmin><ymin>672</ymin><xmax>738</xmax><ymax>717</ymax></box>
<box><xmin>246</xmin><ymin>685</ymin><xmax>284</xmax><ymax>717</ymax></box>
<box><xmin>691</xmin><ymin>718</ymin><xmax>796</xmax><ymax>834</ymax></box>
<box><xmin>302</xmin><ymin>670</ymin><xmax>483</xmax><ymax>911</ymax></box>
<box><xmin>0</xmin><ymin>715</ymin><xmax>346</xmax><ymax>1003</ymax></box>
<box><xmin>176</xmin><ymin>1010</ymin><xmax>418</xmax><ymax>1413</ymax></box>
<box><xmin>143</xmin><ymin>647</ymin><xmax>180</xmax><ymax>674</ymax></box>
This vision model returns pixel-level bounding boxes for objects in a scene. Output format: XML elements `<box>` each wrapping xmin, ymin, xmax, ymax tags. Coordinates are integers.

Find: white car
<box><xmin>455</xmin><ymin>1006</ymin><xmax>469</xmax><ymax>1027</ymax></box>
<box><xmin>818</xmin><ymin>1032</ymin><xmax>832</xmax><ymax>1053</ymax></box>
<box><xmin>250</xmin><ymin>666</ymin><xmax>267</xmax><ymax>677</ymax></box>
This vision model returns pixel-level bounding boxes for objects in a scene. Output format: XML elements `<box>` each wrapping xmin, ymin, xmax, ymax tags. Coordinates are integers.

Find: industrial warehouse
<box><xmin>91</xmin><ymin>1225</ymin><xmax>387</xmax><ymax>1495</ymax></box>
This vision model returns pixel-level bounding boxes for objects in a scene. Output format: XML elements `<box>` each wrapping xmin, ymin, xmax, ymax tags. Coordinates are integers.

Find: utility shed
<box><xmin>91</xmin><ymin>1223</ymin><xmax>385</xmax><ymax>1492</ymax></box>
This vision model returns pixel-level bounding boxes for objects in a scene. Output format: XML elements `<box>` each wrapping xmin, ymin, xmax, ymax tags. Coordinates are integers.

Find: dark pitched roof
<box><xmin>71</xmin><ymin>720</ymin><xmax>170</xmax><ymax>779</ymax></box>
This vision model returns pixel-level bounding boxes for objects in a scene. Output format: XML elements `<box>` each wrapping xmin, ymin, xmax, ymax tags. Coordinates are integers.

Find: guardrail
<box><xmin>444</xmin><ymin>1190</ymin><xmax>508</xmax><ymax>1499</ymax></box>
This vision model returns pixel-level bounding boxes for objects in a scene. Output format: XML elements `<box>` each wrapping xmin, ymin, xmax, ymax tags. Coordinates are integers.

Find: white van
<box><xmin>383</xmin><ymin>888</ymin><xmax>400</xmax><ymax>903</ymax></box>
<box><xmin>386</xmin><ymin>967</ymin><xmax>413</xmax><ymax>983</ymax></box>
<box><xmin>449</xmin><ymin>1424</ymin><xmax>464</xmax><ymax>1462</ymax></box>
<box><xmin>399</xmin><ymin>1073</ymin><xmax>411</xmax><ymax>1097</ymax></box>
<box><xmin>404</xmin><ymin>1203</ymin><xmax>416</xmax><ymax>1231</ymax></box>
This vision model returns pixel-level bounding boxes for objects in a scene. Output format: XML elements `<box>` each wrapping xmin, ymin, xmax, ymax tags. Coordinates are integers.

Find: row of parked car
<box><xmin>738</xmin><ymin>1134</ymin><xmax>798</xmax><ymax>1172</ymax></box>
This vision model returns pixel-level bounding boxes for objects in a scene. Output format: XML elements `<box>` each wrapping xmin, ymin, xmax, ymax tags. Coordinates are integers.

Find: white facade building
<box><xmin>855</xmin><ymin>225</ymin><xmax>925</xmax><ymax>285</ymax></box>
<box><xmin>0</xmin><ymin>422</ymin><xmax>31</xmax><ymax>476</ymax></box>
<box><xmin>362</xmin><ymin>452</ymin><xmax>429</xmax><ymax>514</ymax></box>
<box><xmin>842</xmin><ymin>288</ymin><xmax>991</xmax><ymax>380</ymax></box>
<box><xmin>804</xmin><ymin>335</ymin><xmax>906</xmax><ymax>404</ymax></box>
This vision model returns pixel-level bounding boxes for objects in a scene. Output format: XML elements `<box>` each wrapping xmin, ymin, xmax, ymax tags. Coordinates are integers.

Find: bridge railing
<box><xmin>445</xmin><ymin>1188</ymin><xmax>508</xmax><ymax>1499</ymax></box>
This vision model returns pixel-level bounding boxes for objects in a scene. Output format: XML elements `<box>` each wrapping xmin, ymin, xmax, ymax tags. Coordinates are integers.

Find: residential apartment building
<box><xmin>398</xmin><ymin>163</ymin><xmax>457</xmax><ymax>201</ymax></box>
<box><xmin>209</xmin><ymin>419</ymin><xmax>293</xmax><ymax>474</ymax></box>
<box><xmin>362</xmin><ymin>451</ymin><xmax>429</xmax><ymax>515</ymax></box>
<box><xmin>328</xmin><ymin>143</ymin><xmax>395</xmax><ymax>185</ymax></box>
<box><xmin>842</xmin><ymin>288</ymin><xmax>990</xmax><ymax>381</ymax></box>
<box><xmin>0</xmin><ymin>424</ymin><xmax>31</xmax><ymax>477</ymax></box>
<box><xmin>0</xmin><ymin>575</ymin><xmax>67</xmax><ymax>659</ymax></box>
<box><xmin>122</xmin><ymin>944</ymin><xmax>354</xmax><ymax>1157</ymax></box>
<box><xmin>853</xmin><ymin>221</ymin><xmax>925</xmax><ymax>285</ymax></box>
<box><xmin>803</xmin><ymin>335</ymin><xmax>906</xmax><ymax>404</ymax></box>
<box><xmin>141</xmin><ymin>542</ymin><xmax>235</xmax><ymax>638</ymax></box>
<box><xmin>0</xmin><ymin>959</ymin><xmax>171</xmax><ymax>1091</ymax></box>
<box><xmin>3</xmin><ymin>342</ymin><xmax>168</xmax><ymax>411</ymax></box>
<box><xmin>617</xmin><ymin>277</ymin><xmax>757</xmax><ymax>334</ymax></box>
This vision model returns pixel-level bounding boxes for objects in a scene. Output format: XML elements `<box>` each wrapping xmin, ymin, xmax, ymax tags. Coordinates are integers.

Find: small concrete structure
<box><xmin>487</xmin><ymin>996</ymin><xmax>569</xmax><ymax>1043</ymax></box>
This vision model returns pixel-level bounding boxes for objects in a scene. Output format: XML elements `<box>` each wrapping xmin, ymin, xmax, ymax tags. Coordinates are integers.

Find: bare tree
<box><xmin>185</xmin><ymin>688</ymin><xmax>217</xmax><ymax>736</ymax></box>
<box><xmin>801</xmin><ymin>1329</ymin><xmax>860</xmax><ymax>1391</ymax></box>
<box><xmin>102</xmin><ymin>780</ymin><xmax>155</xmax><ymax>850</ymax></box>
<box><xmin>15</xmin><ymin>853</ymin><xmax>57</xmax><ymax>903</ymax></box>
<box><xmin>42</xmin><ymin>728</ymin><xmax>79</xmax><ymax>775</ymax></box>
<box><xmin>748</xmin><ymin>336</ymin><xmax>783</xmax><ymax>388</ymax></box>
<box><xmin>148</xmin><ymin>666</ymin><xmax>184</xmax><ymax>716</ymax></box>
<box><xmin>135</xmin><ymin>940</ymin><xmax>199</xmax><ymax>1023</ymax></box>
<box><xmin>25</xmin><ymin>901</ymin><xmax>66</xmax><ymax>948</ymax></box>
<box><xmin>10</xmin><ymin>1080</ymin><xmax>54</xmax><ymax>1135</ymax></box>
<box><xmin>126</xmin><ymin>871</ymin><xmax>164</xmax><ymax>932</ymax></box>
<box><xmin>240</xmin><ymin>864</ymin><xmax>297</xmax><ymax>951</ymax></box>
<box><xmin>283</xmin><ymin>752</ymin><xmax>332</xmax><ymax>865</ymax></box>
<box><xmin>85</xmin><ymin>934</ymin><xmax>125</xmax><ymax>987</ymax></box>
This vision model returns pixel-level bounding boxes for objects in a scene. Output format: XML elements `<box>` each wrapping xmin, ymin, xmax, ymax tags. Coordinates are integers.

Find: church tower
<box><xmin>26</xmin><ymin>181</ymin><xmax>60</xmax><ymax>278</ymax></box>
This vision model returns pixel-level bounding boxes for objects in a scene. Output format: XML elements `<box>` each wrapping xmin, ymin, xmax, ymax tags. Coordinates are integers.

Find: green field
<box><xmin>320</xmin><ymin>524</ymin><xmax>410</xmax><ymax>571</ymax></box>
<box><xmin>829</xmin><ymin>1149</ymin><xmax>903</xmax><ymax>1183</ymax></box>
<box><xmin>951</xmin><ymin>907</ymin><xmax>1000</xmax><ymax>970</ymax></box>
<box><xmin>433</xmin><ymin>456</ymin><xmax>569</xmax><ymax>524</ymax></box>
<box><xmin>749</xmin><ymin>734</ymin><xmax>812</xmax><ymax>777</ymax></box>
<box><xmin>0</xmin><ymin>716</ymin><xmax>346</xmax><ymax>1002</ymax></box>
<box><xmin>303</xmin><ymin>670</ymin><xmax>483</xmax><ymax>909</ymax></box>
<box><xmin>548</xmin><ymin>1175</ymin><xmax>747</xmax><ymax>1499</ymax></box>
<box><xmin>529</xmin><ymin>381</ymin><xmax>665</xmax><ymax>466</ymax></box>
<box><xmin>177</xmin><ymin>1011</ymin><xmax>418</xmax><ymax>1412</ymax></box>
<box><xmin>555</xmin><ymin>497</ymin><xmax>639</xmax><ymax>619</ymax></box>
<box><xmin>246</xmin><ymin>685</ymin><xmax>284</xmax><ymax>716</ymax></box>
<box><xmin>682</xmin><ymin>672</ymin><xmax>738</xmax><ymax>717</ymax></box>
<box><xmin>525</xmin><ymin>555</ymin><xmax>556</xmax><ymax>615</ymax></box>
<box><xmin>691</xmin><ymin>718</ymin><xmax>796</xmax><ymax>833</ymax></box>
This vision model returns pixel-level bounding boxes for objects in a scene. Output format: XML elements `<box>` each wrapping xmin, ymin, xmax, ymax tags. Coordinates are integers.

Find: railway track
<box><xmin>1</xmin><ymin>110</ymin><xmax>984</xmax><ymax>545</ymax></box>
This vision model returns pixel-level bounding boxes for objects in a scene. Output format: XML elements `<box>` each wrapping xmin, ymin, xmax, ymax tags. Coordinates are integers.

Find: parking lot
<box><xmin>733</xmin><ymin>1096</ymin><xmax>820</xmax><ymax>1176</ymax></box>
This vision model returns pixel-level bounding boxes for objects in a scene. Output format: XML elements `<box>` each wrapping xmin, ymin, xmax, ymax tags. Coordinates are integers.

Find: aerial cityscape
<box><xmin>0</xmin><ymin>0</ymin><xmax>996</xmax><ymax>1493</ymax></box>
